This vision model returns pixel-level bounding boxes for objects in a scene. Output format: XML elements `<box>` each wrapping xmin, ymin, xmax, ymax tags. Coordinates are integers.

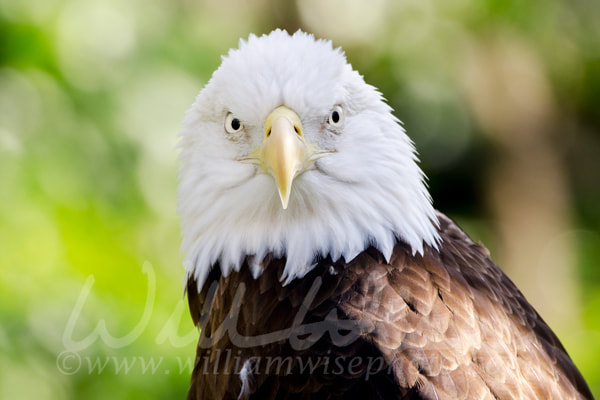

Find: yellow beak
<box><xmin>238</xmin><ymin>106</ymin><xmax>329</xmax><ymax>209</ymax></box>
<box><xmin>260</xmin><ymin>106</ymin><xmax>306</xmax><ymax>209</ymax></box>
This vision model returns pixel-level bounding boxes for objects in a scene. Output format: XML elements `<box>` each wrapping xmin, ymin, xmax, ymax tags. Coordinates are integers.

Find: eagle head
<box><xmin>177</xmin><ymin>30</ymin><xmax>439</xmax><ymax>289</ymax></box>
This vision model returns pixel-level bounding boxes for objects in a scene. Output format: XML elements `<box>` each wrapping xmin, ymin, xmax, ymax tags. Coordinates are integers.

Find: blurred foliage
<box><xmin>0</xmin><ymin>0</ymin><xmax>598</xmax><ymax>398</ymax></box>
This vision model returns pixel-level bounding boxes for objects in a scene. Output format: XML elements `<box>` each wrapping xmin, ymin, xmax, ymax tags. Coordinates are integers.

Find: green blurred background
<box><xmin>1</xmin><ymin>0</ymin><xmax>599</xmax><ymax>398</ymax></box>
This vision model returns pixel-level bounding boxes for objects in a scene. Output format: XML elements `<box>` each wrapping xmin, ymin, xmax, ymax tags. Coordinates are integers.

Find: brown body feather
<box><xmin>186</xmin><ymin>213</ymin><xmax>593</xmax><ymax>399</ymax></box>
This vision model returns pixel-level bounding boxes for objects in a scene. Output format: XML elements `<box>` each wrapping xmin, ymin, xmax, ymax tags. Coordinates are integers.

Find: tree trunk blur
<box><xmin>461</xmin><ymin>33</ymin><xmax>582</xmax><ymax>336</ymax></box>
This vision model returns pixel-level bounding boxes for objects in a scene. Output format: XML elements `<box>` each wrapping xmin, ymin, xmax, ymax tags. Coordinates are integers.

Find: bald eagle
<box><xmin>177</xmin><ymin>30</ymin><xmax>592</xmax><ymax>400</ymax></box>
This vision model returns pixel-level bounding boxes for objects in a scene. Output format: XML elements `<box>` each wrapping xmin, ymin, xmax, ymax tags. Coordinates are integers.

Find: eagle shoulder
<box><xmin>339</xmin><ymin>212</ymin><xmax>592</xmax><ymax>399</ymax></box>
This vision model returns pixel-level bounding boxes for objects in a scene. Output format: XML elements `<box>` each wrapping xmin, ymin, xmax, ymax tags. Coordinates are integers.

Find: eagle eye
<box><xmin>225</xmin><ymin>113</ymin><xmax>243</xmax><ymax>134</ymax></box>
<box><xmin>328</xmin><ymin>106</ymin><xmax>344</xmax><ymax>128</ymax></box>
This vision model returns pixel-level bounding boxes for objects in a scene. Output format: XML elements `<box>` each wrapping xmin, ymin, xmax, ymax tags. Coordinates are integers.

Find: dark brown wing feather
<box><xmin>186</xmin><ymin>212</ymin><xmax>593</xmax><ymax>400</ymax></box>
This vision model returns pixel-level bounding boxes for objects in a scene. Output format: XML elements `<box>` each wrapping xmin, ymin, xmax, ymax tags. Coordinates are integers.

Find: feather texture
<box><xmin>186</xmin><ymin>214</ymin><xmax>593</xmax><ymax>399</ymax></box>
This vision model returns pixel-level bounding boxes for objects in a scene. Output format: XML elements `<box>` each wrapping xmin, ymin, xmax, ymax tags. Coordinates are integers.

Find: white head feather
<box><xmin>178</xmin><ymin>30</ymin><xmax>440</xmax><ymax>290</ymax></box>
